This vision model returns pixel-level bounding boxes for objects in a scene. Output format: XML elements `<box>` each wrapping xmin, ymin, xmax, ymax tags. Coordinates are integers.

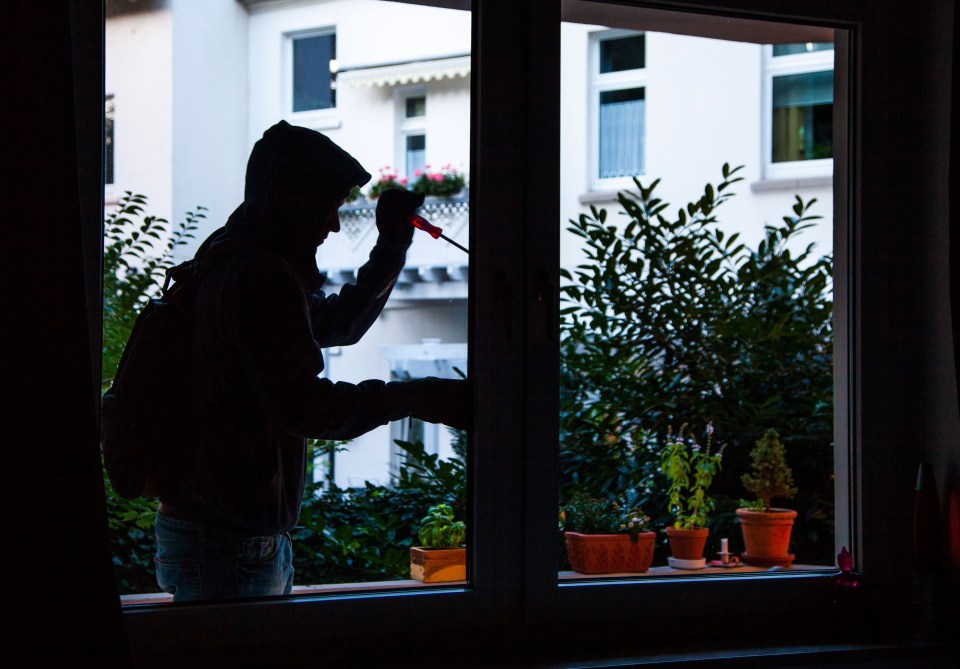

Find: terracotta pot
<box><xmin>736</xmin><ymin>508</ymin><xmax>797</xmax><ymax>567</ymax></box>
<box><xmin>665</xmin><ymin>526</ymin><xmax>709</xmax><ymax>560</ymax></box>
<box><xmin>564</xmin><ymin>531</ymin><xmax>656</xmax><ymax>574</ymax></box>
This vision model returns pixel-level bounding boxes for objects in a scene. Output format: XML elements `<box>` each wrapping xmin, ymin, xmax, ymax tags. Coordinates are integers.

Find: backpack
<box><xmin>101</xmin><ymin>258</ymin><xmax>206</xmax><ymax>500</ymax></box>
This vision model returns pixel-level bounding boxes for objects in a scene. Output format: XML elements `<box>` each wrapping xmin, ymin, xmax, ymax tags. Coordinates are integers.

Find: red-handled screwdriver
<box><xmin>409</xmin><ymin>214</ymin><xmax>469</xmax><ymax>254</ymax></box>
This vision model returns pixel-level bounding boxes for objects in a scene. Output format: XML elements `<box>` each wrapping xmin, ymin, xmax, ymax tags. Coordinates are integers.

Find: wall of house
<box><xmin>559</xmin><ymin>23</ymin><xmax>834</xmax><ymax>271</ymax></box>
<box><xmin>104</xmin><ymin>5</ymin><xmax>173</xmax><ymax>221</ymax></box>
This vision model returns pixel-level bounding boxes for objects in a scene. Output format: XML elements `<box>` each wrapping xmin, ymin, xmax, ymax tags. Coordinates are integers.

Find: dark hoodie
<box><xmin>160</xmin><ymin>122</ymin><xmax>413</xmax><ymax>537</ymax></box>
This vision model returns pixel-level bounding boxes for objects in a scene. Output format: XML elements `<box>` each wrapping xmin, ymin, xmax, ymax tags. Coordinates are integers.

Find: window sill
<box><xmin>559</xmin><ymin>562</ymin><xmax>828</xmax><ymax>581</ymax></box>
<box><xmin>120</xmin><ymin>578</ymin><xmax>465</xmax><ymax>606</ymax></box>
<box><xmin>750</xmin><ymin>175</ymin><xmax>833</xmax><ymax>192</ymax></box>
<box><xmin>578</xmin><ymin>188</ymin><xmax>637</xmax><ymax>205</ymax></box>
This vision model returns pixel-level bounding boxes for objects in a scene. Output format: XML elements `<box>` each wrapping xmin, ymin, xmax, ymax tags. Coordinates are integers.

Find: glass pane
<box><xmin>406</xmin><ymin>95</ymin><xmax>426</xmax><ymax>118</ymax></box>
<box><xmin>598</xmin><ymin>87</ymin><xmax>644</xmax><ymax>178</ymax></box>
<box><xmin>561</xmin><ymin>13</ymin><xmax>837</xmax><ymax>580</ymax></box>
<box><xmin>293</xmin><ymin>33</ymin><xmax>336</xmax><ymax>112</ymax></box>
<box><xmin>406</xmin><ymin>134</ymin><xmax>426</xmax><ymax>175</ymax></box>
<box><xmin>600</xmin><ymin>34</ymin><xmax>646</xmax><ymax>73</ymax></box>
<box><xmin>772</xmin><ymin>70</ymin><xmax>833</xmax><ymax>162</ymax></box>
<box><xmin>773</xmin><ymin>42</ymin><xmax>834</xmax><ymax>57</ymax></box>
<box><xmin>105</xmin><ymin>0</ymin><xmax>471</xmax><ymax>602</ymax></box>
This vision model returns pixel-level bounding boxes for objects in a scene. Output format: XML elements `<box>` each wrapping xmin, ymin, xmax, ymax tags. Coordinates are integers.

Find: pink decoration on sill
<box><xmin>832</xmin><ymin>546</ymin><xmax>859</xmax><ymax>589</ymax></box>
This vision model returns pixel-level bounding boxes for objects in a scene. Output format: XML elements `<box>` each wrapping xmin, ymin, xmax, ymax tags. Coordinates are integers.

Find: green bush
<box><xmin>560</xmin><ymin>165</ymin><xmax>834</xmax><ymax>564</ymax></box>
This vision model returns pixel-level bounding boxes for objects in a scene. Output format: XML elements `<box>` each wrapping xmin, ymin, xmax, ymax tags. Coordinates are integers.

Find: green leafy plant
<box><xmin>417</xmin><ymin>503</ymin><xmax>466</xmax><ymax>549</ymax></box>
<box><xmin>411</xmin><ymin>164</ymin><xmax>465</xmax><ymax>198</ymax></box>
<box><xmin>559</xmin><ymin>164</ymin><xmax>834</xmax><ymax>563</ymax></box>
<box><xmin>740</xmin><ymin>428</ymin><xmax>798</xmax><ymax>512</ymax></box>
<box><xmin>660</xmin><ymin>424</ymin><xmax>726</xmax><ymax>530</ymax></box>
<box><xmin>561</xmin><ymin>492</ymin><xmax>651</xmax><ymax>543</ymax></box>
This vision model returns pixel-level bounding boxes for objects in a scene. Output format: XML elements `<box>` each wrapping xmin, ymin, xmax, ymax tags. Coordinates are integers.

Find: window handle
<box><xmin>535</xmin><ymin>272</ymin><xmax>555</xmax><ymax>343</ymax></box>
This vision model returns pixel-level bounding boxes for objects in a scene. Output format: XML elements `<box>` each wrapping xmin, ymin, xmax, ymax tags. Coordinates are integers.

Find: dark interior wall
<box><xmin>3</xmin><ymin>0</ymin><xmax>959</xmax><ymax>666</ymax></box>
<box><xmin>4</xmin><ymin>1</ymin><xmax>128</xmax><ymax>667</ymax></box>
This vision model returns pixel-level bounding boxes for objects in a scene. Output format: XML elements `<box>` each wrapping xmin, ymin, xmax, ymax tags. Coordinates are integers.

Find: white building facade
<box><xmin>105</xmin><ymin>0</ymin><xmax>834</xmax><ymax>487</ymax></box>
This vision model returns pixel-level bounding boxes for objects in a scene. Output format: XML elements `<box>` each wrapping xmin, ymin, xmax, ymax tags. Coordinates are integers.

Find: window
<box><xmin>764</xmin><ymin>42</ymin><xmax>834</xmax><ymax>179</ymax></box>
<box><xmin>397</xmin><ymin>88</ymin><xmax>427</xmax><ymax>177</ymax></box>
<box><xmin>97</xmin><ymin>1</ymin><xmax>949</xmax><ymax>663</ymax></box>
<box><xmin>291</xmin><ymin>30</ymin><xmax>337</xmax><ymax>113</ymax></box>
<box><xmin>590</xmin><ymin>31</ymin><xmax>646</xmax><ymax>189</ymax></box>
<box><xmin>104</xmin><ymin>94</ymin><xmax>114</xmax><ymax>186</ymax></box>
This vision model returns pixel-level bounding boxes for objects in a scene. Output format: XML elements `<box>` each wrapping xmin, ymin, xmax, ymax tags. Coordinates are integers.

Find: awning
<box><xmin>338</xmin><ymin>55</ymin><xmax>470</xmax><ymax>89</ymax></box>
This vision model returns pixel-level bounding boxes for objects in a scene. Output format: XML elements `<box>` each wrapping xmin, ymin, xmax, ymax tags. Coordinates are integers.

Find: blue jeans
<box><xmin>154</xmin><ymin>510</ymin><xmax>294</xmax><ymax>602</ymax></box>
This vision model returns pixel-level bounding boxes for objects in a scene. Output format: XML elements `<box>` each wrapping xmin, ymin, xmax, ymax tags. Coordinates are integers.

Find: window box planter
<box><xmin>564</xmin><ymin>531</ymin><xmax>655</xmax><ymax>574</ymax></box>
<box><xmin>409</xmin><ymin>546</ymin><xmax>466</xmax><ymax>583</ymax></box>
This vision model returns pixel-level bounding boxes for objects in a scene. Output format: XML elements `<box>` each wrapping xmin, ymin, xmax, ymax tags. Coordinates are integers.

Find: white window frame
<box><xmin>762</xmin><ymin>43</ymin><xmax>835</xmax><ymax>180</ymax></box>
<box><xmin>395</xmin><ymin>85</ymin><xmax>428</xmax><ymax>179</ymax></box>
<box><xmin>283</xmin><ymin>26</ymin><xmax>339</xmax><ymax>130</ymax></box>
<box><xmin>588</xmin><ymin>29</ymin><xmax>647</xmax><ymax>192</ymax></box>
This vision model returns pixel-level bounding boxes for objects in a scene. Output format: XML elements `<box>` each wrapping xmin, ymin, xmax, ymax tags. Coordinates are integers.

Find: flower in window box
<box><xmin>411</xmin><ymin>164</ymin><xmax>466</xmax><ymax>198</ymax></box>
<box><xmin>368</xmin><ymin>166</ymin><xmax>408</xmax><ymax>199</ymax></box>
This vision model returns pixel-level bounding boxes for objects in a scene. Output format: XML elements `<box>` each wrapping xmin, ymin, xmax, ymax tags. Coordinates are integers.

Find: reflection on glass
<box><xmin>772</xmin><ymin>42</ymin><xmax>833</xmax><ymax>57</ymax></box>
<box><xmin>772</xmin><ymin>70</ymin><xmax>833</xmax><ymax>162</ymax></box>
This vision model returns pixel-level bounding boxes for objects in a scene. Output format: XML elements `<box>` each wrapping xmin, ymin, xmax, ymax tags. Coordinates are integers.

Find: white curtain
<box><xmin>599</xmin><ymin>96</ymin><xmax>645</xmax><ymax>179</ymax></box>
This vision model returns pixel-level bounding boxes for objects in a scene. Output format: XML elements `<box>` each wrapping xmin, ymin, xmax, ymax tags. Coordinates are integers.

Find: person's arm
<box><xmin>229</xmin><ymin>256</ymin><xmax>468</xmax><ymax>440</ymax></box>
<box><xmin>310</xmin><ymin>189</ymin><xmax>424</xmax><ymax>347</ymax></box>
<box><xmin>310</xmin><ymin>239</ymin><xmax>408</xmax><ymax>347</ymax></box>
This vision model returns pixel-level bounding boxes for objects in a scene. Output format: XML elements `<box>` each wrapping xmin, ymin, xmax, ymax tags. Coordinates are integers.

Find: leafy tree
<box><xmin>559</xmin><ymin>165</ymin><xmax>834</xmax><ymax>563</ymax></box>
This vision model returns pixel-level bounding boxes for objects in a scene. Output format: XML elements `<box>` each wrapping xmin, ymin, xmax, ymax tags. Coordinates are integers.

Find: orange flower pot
<box><xmin>665</xmin><ymin>526</ymin><xmax>709</xmax><ymax>560</ymax></box>
<box><xmin>736</xmin><ymin>508</ymin><xmax>797</xmax><ymax>567</ymax></box>
<box><xmin>564</xmin><ymin>531</ymin><xmax>656</xmax><ymax>574</ymax></box>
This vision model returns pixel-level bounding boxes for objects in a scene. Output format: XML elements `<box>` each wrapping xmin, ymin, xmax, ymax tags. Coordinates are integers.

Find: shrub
<box><xmin>559</xmin><ymin>164</ymin><xmax>834</xmax><ymax>563</ymax></box>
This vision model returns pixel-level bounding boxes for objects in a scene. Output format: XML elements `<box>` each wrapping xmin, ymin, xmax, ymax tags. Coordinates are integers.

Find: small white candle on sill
<box><xmin>721</xmin><ymin>538</ymin><xmax>729</xmax><ymax>553</ymax></box>
<box><xmin>720</xmin><ymin>538</ymin><xmax>730</xmax><ymax>563</ymax></box>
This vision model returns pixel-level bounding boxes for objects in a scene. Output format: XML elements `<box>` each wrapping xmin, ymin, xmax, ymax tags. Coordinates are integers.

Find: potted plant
<box><xmin>561</xmin><ymin>493</ymin><xmax>655</xmax><ymax>574</ymax></box>
<box><xmin>409</xmin><ymin>503</ymin><xmax>466</xmax><ymax>583</ymax></box>
<box><xmin>660</xmin><ymin>424</ymin><xmax>725</xmax><ymax>568</ymax></box>
<box><xmin>736</xmin><ymin>428</ymin><xmax>798</xmax><ymax>567</ymax></box>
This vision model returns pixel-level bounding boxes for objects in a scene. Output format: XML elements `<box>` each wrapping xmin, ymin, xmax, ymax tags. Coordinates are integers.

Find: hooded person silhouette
<box><xmin>153</xmin><ymin>121</ymin><xmax>470</xmax><ymax>601</ymax></box>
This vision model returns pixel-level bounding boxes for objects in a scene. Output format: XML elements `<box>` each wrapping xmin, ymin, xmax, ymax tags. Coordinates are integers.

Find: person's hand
<box><xmin>375</xmin><ymin>189</ymin><xmax>425</xmax><ymax>243</ymax></box>
<box><xmin>404</xmin><ymin>377</ymin><xmax>471</xmax><ymax>430</ymax></box>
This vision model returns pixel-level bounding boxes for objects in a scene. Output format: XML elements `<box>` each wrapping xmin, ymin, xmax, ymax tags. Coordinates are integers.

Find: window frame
<box><xmin>762</xmin><ymin>42</ymin><xmax>836</xmax><ymax>180</ymax></box>
<box><xmin>588</xmin><ymin>28</ymin><xmax>648</xmax><ymax>192</ymax></box>
<box><xmin>284</xmin><ymin>26</ymin><xmax>339</xmax><ymax>129</ymax></box>
<box><xmin>106</xmin><ymin>0</ymin><xmax>943</xmax><ymax>662</ymax></box>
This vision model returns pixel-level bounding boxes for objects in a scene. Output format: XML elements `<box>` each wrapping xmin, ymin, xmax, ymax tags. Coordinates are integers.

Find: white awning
<box><xmin>339</xmin><ymin>55</ymin><xmax>470</xmax><ymax>89</ymax></box>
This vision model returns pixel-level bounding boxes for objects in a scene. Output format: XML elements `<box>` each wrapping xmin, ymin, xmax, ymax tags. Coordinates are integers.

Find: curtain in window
<box><xmin>599</xmin><ymin>92</ymin><xmax>644</xmax><ymax>179</ymax></box>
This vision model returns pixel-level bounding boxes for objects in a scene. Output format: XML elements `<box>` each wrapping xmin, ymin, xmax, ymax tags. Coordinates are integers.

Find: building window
<box><xmin>104</xmin><ymin>94</ymin><xmax>114</xmax><ymax>186</ymax></box>
<box><xmin>397</xmin><ymin>88</ymin><xmax>427</xmax><ymax>178</ymax></box>
<box><xmin>591</xmin><ymin>31</ymin><xmax>646</xmax><ymax>188</ymax></box>
<box><xmin>764</xmin><ymin>42</ymin><xmax>834</xmax><ymax>178</ymax></box>
<box><xmin>406</xmin><ymin>134</ymin><xmax>426</xmax><ymax>176</ymax></box>
<box><xmin>292</xmin><ymin>30</ymin><xmax>336</xmax><ymax>113</ymax></box>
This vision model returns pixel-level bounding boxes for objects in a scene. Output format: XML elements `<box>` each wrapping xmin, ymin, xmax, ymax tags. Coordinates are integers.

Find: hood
<box><xmin>235</xmin><ymin>120</ymin><xmax>371</xmax><ymax>249</ymax></box>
